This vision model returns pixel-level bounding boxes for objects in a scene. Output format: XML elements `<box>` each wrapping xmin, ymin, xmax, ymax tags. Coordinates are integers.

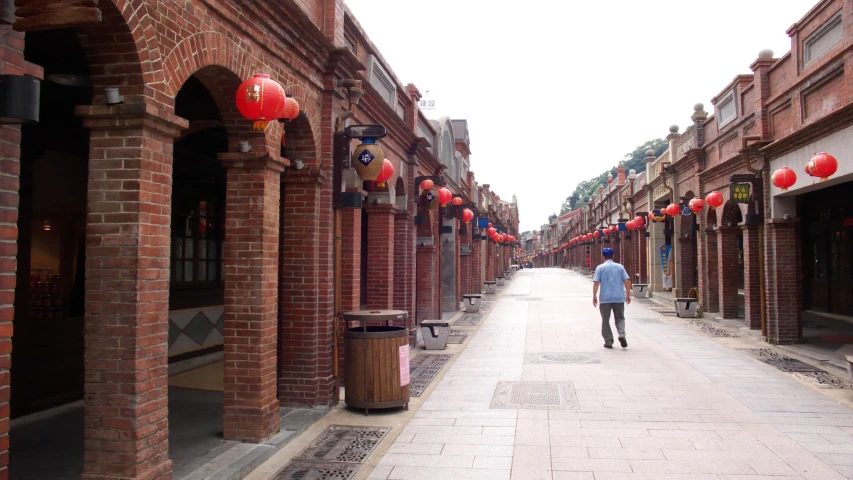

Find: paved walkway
<box><xmin>367</xmin><ymin>268</ymin><xmax>853</xmax><ymax>480</ymax></box>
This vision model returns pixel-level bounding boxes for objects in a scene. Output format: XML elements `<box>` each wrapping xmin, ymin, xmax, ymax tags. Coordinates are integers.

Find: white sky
<box><xmin>344</xmin><ymin>0</ymin><xmax>816</xmax><ymax>232</ymax></box>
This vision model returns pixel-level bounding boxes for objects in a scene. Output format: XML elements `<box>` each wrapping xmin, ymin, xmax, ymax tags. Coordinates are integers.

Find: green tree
<box><xmin>548</xmin><ymin>213</ymin><xmax>558</xmax><ymax>222</ymax></box>
<box><xmin>561</xmin><ymin>138</ymin><xmax>668</xmax><ymax>212</ymax></box>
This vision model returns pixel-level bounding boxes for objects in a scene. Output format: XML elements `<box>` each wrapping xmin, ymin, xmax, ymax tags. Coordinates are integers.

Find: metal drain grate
<box><xmin>634</xmin><ymin>317</ymin><xmax>665</xmax><ymax>324</ymax></box>
<box><xmin>792</xmin><ymin>371</ymin><xmax>853</xmax><ymax>389</ymax></box>
<box><xmin>490</xmin><ymin>381</ymin><xmax>579</xmax><ymax>410</ymax></box>
<box><xmin>274</xmin><ymin>462</ymin><xmax>359</xmax><ymax>479</ymax></box>
<box><xmin>689</xmin><ymin>320</ymin><xmax>739</xmax><ymax>337</ymax></box>
<box><xmin>453</xmin><ymin>315</ymin><xmax>481</xmax><ymax>326</ymax></box>
<box><xmin>525</xmin><ymin>352</ymin><xmax>601</xmax><ymax>364</ymax></box>
<box><xmin>409</xmin><ymin>354</ymin><xmax>452</xmax><ymax>397</ymax></box>
<box><xmin>447</xmin><ymin>330</ymin><xmax>467</xmax><ymax>344</ymax></box>
<box><xmin>739</xmin><ymin>348</ymin><xmax>821</xmax><ymax>371</ymax></box>
<box><xmin>273</xmin><ymin>425</ymin><xmax>390</xmax><ymax>480</ymax></box>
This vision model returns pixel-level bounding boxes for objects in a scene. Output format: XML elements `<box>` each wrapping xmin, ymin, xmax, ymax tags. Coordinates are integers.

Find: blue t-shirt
<box><xmin>593</xmin><ymin>260</ymin><xmax>630</xmax><ymax>303</ymax></box>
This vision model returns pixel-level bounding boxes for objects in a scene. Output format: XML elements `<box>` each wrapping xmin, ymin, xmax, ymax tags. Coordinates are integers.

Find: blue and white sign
<box><xmin>357</xmin><ymin>149</ymin><xmax>375</xmax><ymax>167</ymax></box>
<box><xmin>681</xmin><ymin>205</ymin><xmax>692</xmax><ymax>216</ymax></box>
<box><xmin>426</xmin><ymin>192</ymin><xmax>435</xmax><ymax>202</ymax></box>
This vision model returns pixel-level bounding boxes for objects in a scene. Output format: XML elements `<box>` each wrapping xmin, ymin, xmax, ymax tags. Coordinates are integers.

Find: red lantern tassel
<box><xmin>253</xmin><ymin>120</ymin><xmax>268</xmax><ymax>131</ymax></box>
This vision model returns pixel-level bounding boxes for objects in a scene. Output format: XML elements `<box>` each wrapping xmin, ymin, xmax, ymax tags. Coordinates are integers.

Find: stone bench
<box><xmin>674</xmin><ymin>298</ymin><xmax>699</xmax><ymax>318</ymax></box>
<box><xmin>484</xmin><ymin>281</ymin><xmax>497</xmax><ymax>294</ymax></box>
<box><xmin>420</xmin><ymin>320</ymin><xmax>450</xmax><ymax>350</ymax></box>
<box><xmin>496</xmin><ymin>276</ymin><xmax>505</xmax><ymax>286</ymax></box>
<box><xmin>462</xmin><ymin>294</ymin><xmax>483</xmax><ymax>313</ymax></box>
<box><xmin>632</xmin><ymin>284</ymin><xmax>649</xmax><ymax>298</ymax></box>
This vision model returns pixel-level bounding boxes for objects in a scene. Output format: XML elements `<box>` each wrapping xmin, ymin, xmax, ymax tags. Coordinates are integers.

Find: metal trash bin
<box><xmin>343</xmin><ymin>310</ymin><xmax>410</xmax><ymax>415</ymax></box>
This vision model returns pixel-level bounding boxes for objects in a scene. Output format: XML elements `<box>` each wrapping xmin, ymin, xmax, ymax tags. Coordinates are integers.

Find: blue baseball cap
<box><xmin>602</xmin><ymin>248</ymin><xmax>614</xmax><ymax>257</ymax></box>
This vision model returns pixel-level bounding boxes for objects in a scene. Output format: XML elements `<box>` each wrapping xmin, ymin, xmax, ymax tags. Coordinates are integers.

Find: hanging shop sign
<box><xmin>730</xmin><ymin>183</ymin><xmax>751</xmax><ymax>204</ymax></box>
<box><xmin>660</xmin><ymin>244</ymin><xmax>673</xmax><ymax>290</ymax></box>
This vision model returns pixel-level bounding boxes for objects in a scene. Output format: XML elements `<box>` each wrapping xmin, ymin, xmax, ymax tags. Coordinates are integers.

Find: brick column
<box><xmin>0</xmin><ymin>39</ymin><xmax>24</xmax><ymax>474</ymax></box>
<box><xmin>717</xmin><ymin>227</ymin><xmax>740</xmax><ymax>318</ymax></box>
<box><xmin>677</xmin><ymin>237</ymin><xmax>697</xmax><ymax>298</ymax></box>
<box><xmin>485</xmin><ymin>241</ymin><xmax>494</xmax><ymax>282</ymax></box>
<box><xmin>638</xmin><ymin>233</ymin><xmax>648</xmax><ymax>283</ymax></box>
<box><xmin>338</xmin><ymin>206</ymin><xmax>361</xmax><ymax>382</ymax></box>
<box><xmin>78</xmin><ymin>104</ymin><xmax>187</xmax><ymax>480</ymax></box>
<box><xmin>365</xmin><ymin>204</ymin><xmax>397</xmax><ymax>310</ymax></box>
<box><xmin>471</xmin><ymin>233</ymin><xmax>482</xmax><ymax>293</ymax></box>
<box><xmin>416</xmin><ymin>246</ymin><xmax>438</xmax><ymax>322</ymax></box>
<box><xmin>340</xmin><ymin>207</ymin><xmax>361</xmax><ymax>311</ymax></box>
<box><xmin>621</xmin><ymin>233</ymin><xmax>633</xmax><ymax>280</ymax></box>
<box><xmin>393</xmin><ymin>209</ymin><xmax>413</xmax><ymax>321</ymax></box>
<box><xmin>766</xmin><ymin>220</ymin><xmax>801</xmax><ymax>344</ymax></box>
<box><xmin>460</xmin><ymin>225</ymin><xmax>472</xmax><ymax>295</ymax></box>
<box><xmin>279</xmin><ymin>169</ymin><xmax>335</xmax><ymax>408</ymax></box>
<box><xmin>219</xmin><ymin>153</ymin><xmax>283</xmax><ymax>442</ymax></box>
<box><xmin>702</xmin><ymin>230</ymin><xmax>720</xmax><ymax>313</ymax></box>
<box><xmin>742</xmin><ymin>225</ymin><xmax>762</xmax><ymax>329</ymax></box>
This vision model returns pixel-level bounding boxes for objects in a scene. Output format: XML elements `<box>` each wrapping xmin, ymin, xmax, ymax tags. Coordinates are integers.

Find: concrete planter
<box><xmin>484</xmin><ymin>281</ymin><xmax>497</xmax><ymax>294</ymax></box>
<box><xmin>463</xmin><ymin>294</ymin><xmax>482</xmax><ymax>313</ymax></box>
<box><xmin>632</xmin><ymin>284</ymin><xmax>649</xmax><ymax>298</ymax></box>
<box><xmin>674</xmin><ymin>298</ymin><xmax>699</xmax><ymax>318</ymax></box>
<box><xmin>420</xmin><ymin>320</ymin><xmax>450</xmax><ymax>350</ymax></box>
<box><xmin>496</xmin><ymin>276</ymin><xmax>505</xmax><ymax>286</ymax></box>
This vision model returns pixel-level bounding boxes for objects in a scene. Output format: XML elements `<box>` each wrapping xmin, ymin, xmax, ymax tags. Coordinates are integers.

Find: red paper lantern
<box><xmin>808</xmin><ymin>152</ymin><xmax>838</xmax><ymax>181</ymax></box>
<box><xmin>626</xmin><ymin>220</ymin><xmax>634</xmax><ymax>230</ymax></box>
<box><xmin>634</xmin><ymin>216</ymin><xmax>645</xmax><ymax>228</ymax></box>
<box><xmin>452</xmin><ymin>197</ymin><xmax>463</xmax><ymax>206</ymax></box>
<box><xmin>487</xmin><ymin>227</ymin><xmax>497</xmax><ymax>236</ymax></box>
<box><xmin>374</xmin><ymin>159</ymin><xmax>394</xmax><ymax>187</ymax></box>
<box><xmin>508</xmin><ymin>235</ymin><xmax>515</xmax><ymax>243</ymax></box>
<box><xmin>420</xmin><ymin>179</ymin><xmax>434</xmax><ymax>191</ymax></box>
<box><xmin>462</xmin><ymin>209</ymin><xmax>474</xmax><ymax>222</ymax></box>
<box><xmin>278</xmin><ymin>96</ymin><xmax>300</xmax><ymax>120</ymax></box>
<box><xmin>488</xmin><ymin>222</ymin><xmax>493</xmax><ymax>228</ymax></box>
<box><xmin>772</xmin><ymin>166</ymin><xmax>797</xmax><ymax>192</ymax></box>
<box><xmin>705</xmin><ymin>191</ymin><xmax>724</xmax><ymax>209</ymax></box>
<box><xmin>437</xmin><ymin>187</ymin><xmax>452</xmax><ymax>206</ymax></box>
<box><xmin>235</xmin><ymin>73</ymin><xmax>286</xmax><ymax>131</ymax></box>
<box><xmin>665</xmin><ymin>203</ymin><xmax>679</xmax><ymax>216</ymax></box>
<box><xmin>593</xmin><ymin>230</ymin><xmax>601</xmax><ymax>238</ymax></box>
<box><xmin>688</xmin><ymin>198</ymin><xmax>705</xmax><ymax>214</ymax></box>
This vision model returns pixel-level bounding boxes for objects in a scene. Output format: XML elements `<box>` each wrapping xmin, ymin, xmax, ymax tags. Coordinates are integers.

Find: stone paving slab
<box><xmin>365</xmin><ymin>269</ymin><xmax>853</xmax><ymax>480</ymax></box>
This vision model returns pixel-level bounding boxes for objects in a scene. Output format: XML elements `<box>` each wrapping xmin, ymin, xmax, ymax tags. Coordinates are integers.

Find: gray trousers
<box><xmin>599</xmin><ymin>303</ymin><xmax>626</xmax><ymax>345</ymax></box>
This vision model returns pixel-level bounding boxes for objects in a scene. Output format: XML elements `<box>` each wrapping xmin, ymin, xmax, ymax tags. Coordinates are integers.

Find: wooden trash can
<box><xmin>343</xmin><ymin>309</ymin><xmax>410</xmax><ymax>415</ymax></box>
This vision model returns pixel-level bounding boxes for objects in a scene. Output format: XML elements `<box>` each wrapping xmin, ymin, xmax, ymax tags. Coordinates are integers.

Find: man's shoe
<box><xmin>604</xmin><ymin>343</ymin><xmax>613</xmax><ymax>349</ymax></box>
<box><xmin>619</xmin><ymin>337</ymin><xmax>628</xmax><ymax>348</ymax></box>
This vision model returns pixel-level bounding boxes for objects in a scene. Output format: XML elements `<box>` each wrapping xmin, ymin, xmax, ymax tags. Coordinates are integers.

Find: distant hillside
<box><xmin>560</xmin><ymin>138</ymin><xmax>668</xmax><ymax>214</ymax></box>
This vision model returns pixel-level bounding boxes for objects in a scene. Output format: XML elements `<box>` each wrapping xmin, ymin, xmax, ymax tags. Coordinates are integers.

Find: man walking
<box><xmin>592</xmin><ymin>248</ymin><xmax>631</xmax><ymax>349</ymax></box>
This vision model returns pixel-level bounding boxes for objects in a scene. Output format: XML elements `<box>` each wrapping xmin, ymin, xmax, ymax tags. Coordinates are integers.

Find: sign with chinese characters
<box><xmin>730</xmin><ymin>183</ymin><xmax>751</xmax><ymax>204</ymax></box>
<box><xmin>418</xmin><ymin>90</ymin><xmax>436</xmax><ymax>111</ymax></box>
<box><xmin>356</xmin><ymin>148</ymin><xmax>375</xmax><ymax>167</ymax></box>
<box><xmin>660</xmin><ymin>244</ymin><xmax>673</xmax><ymax>290</ymax></box>
<box><xmin>399</xmin><ymin>345</ymin><xmax>410</xmax><ymax>386</ymax></box>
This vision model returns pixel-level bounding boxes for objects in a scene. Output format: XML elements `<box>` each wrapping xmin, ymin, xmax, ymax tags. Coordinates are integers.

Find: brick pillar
<box><xmin>742</xmin><ymin>225</ymin><xmax>762</xmax><ymax>329</ymax></box>
<box><xmin>702</xmin><ymin>230</ymin><xmax>720</xmax><ymax>313</ymax></box>
<box><xmin>717</xmin><ymin>227</ymin><xmax>740</xmax><ymax>318</ymax></box>
<box><xmin>416</xmin><ymin>246</ymin><xmax>438</xmax><ymax>322</ymax></box>
<box><xmin>365</xmin><ymin>204</ymin><xmax>397</xmax><ymax>310</ymax></box>
<box><xmin>766</xmin><ymin>220</ymin><xmax>800</xmax><ymax>344</ymax></box>
<box><xmin>220</xmin><ymin>153</ymin><xmax>283</xmax><ymax>442</ymax></box>
<box><xmin>471</xmin><ymin>233</ymin><xmax>482</xmax><ymax>293</ymax></box>
<box><xmin>485</xmin><ymin>241</ymin><xmax>494</xmax><ymax>281</ymax></box>
<box><xmin>460</xmin><ymin>226</ymin><xmax>472</xmax><ymax>295</ymax></box>
<box><xmin>341</xmin><ymin>207</ymin><xmax>361</xmax><ymax>311</ymax></box>
<box><xmin>338</xmin><ymin>206</ymin><xmax>360</xmax><ymax>382</ymax></box>
<box><xmin>455</xmin><ymin>220</ymin><xmax>462</xmax><ymax>303</ymax></box>
<box><xmin>393</xmin><ymin>209</ymin><xmax>413</xmax><ymax>321</ymax></box>
<box><xmin>279</xmin><ymin>169</ymin><xmax>335</xmax><ymax>408</ymax></box>
<box><xmin>621</xmin><ymin>233</ymin><xmax>633</xmax><ymax>280</ymax></box>
<box><xmin>677</xmin><ymin>237</ymin><xmax>697</xmax><ymax>298</ymax></box>
<box><xmin>0</xmin><ymin>33</ymin><xmax>23</xmax><ymax>474</ymax></box>
<box><xmin>78</xmin><ymin>104</ymin><xmax>186</xmax><ymax>480</ymax></box>
<box><xmin>638</xmin><ymin>233</ymin><xmax>648</xmax><ymax>283</ymax></box>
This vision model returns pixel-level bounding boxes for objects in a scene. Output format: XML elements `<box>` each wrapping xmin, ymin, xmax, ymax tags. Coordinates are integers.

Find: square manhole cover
<box><xmin>525</xmin><ymin>352</ymin><xmax>601</xmax><ymax>364</ymax></box>
<box><xmin>490</xmin><ymin>381</ymin><xmax>579</xmax><ymax>410</ymax></box>
<box><xmin>409</xmin><ymin>354</ymin><xmax>452</xmax><ymax>397</ymax></box>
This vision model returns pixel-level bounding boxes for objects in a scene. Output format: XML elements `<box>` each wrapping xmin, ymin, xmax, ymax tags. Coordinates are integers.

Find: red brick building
<box><xmin>0</xmin><ymin>1</ymin><xmax>519</xmax><ymax>478</ymax></box>
<box><xmin>562</xmin><ymin>0</ymin><xmax>853</xmax><ymax>353</ymax></box>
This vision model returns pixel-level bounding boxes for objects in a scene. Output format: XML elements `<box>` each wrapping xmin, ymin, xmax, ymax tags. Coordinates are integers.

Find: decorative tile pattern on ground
<box><xmin>490</xmin><ymin>381</ymin><xmax>580</xmax><ymax>410</ymax></box>
<box><xmin>739</xmin><ymin>348</ymin><xmax>822</xmax><ymax>371</ymax></box>
<box><xmin>447</xmin><ymin>330</ymin><xmax>468</xmax><ymax>344</ymax></box>
<box><xmin>792</xmin><ymin>371</ymin><xmax>853</xmax><ymax>389</ymax></box>
<box><xmin>453</xmin><ymin>315</ymin><xmax>481</xmax><ymax>327</ymax></box>
<box><xmin>409</xmin><ymin>354</ymin><xmax>453</xmax><ymax>397</ymax></box>
<box><xmin>273</xmin><ymin>425</ymin><xmax>390</xmax><ymax>480</ymax></box>
<box><xmin>524</xmin><ymin>352</ymin><xmax>601</xmax><ymax>364</ymax></box>
<box><xmin>688</xmin><ymin>319</ymin><xmax>739</xmax><ymax>337</ymax></box>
